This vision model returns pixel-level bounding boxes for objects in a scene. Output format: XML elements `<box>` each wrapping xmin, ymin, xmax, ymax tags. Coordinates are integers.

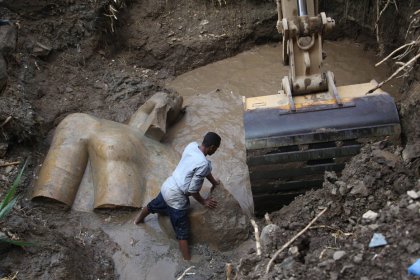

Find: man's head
<box><xmin>202</xmin><ymin>132</ymin><xmax>221</xmax><ymax>155</ymax></box>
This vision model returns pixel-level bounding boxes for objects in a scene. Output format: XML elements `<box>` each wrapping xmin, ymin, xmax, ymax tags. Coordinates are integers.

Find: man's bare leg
<box><xmin>179</xmin><ymin>240</ymin><xmax>191</xmax><ymax>260</ymax></box>
<box><xmin>134</xmin><ymin>207</ymin><xmax>150</xmax><ymax>224</ymax></box>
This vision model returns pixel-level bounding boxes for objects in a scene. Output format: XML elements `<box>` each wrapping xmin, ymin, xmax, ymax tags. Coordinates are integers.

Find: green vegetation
<box><xmin>0</xmin><ymin>160</ymin><xmax>32</xmax><ymax>246</ymax></box>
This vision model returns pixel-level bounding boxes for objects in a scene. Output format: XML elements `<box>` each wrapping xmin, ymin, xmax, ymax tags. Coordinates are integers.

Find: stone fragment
<box><xmin>288</xmin><ymin>246</ymin><xmax>299</xmax><ymax>257</ymax></box>
<box><xmin>372</xmin><ymin>149</ymin><xmax>400</xmax><ymax>168</ymax></box>
<box><xmin>333</xmin><ymin>250</ymin><xmax>346</xmax><ymax>261</ymax></box>
<box><xmin>407</xmin><ymin>203</ymin><xmax>419</xmax><ymax>211</ymax></box>
<box><xmin>325</xmin><ymin>171</ymin><xmax>337</xmax><ymax>183</ymax></box>
<box><xmin>353</xmin><ymin>253</ymin><xmax>363</xmax><ymax>264</ymax></box>
<box><xmin>159</xmin><ymin>183</ymin><xmax>249</xmax><ymax>251</ymax></box>
<box><xmin>350</xmin><ymin>181</ymin><xmax>369</xmax><ymax>197</ymax></box>
<box><xmin>368</xmin><ymin>224</ymin><xmax>379</xmax><ymax>231</ymax></box>
<box><xmin>260</xmin><ymin>223</ymin><xmax>280</xmax><ymax>251</ymax></box>
<box><xmin>280</xmin><ymin>256</ymin><xmax>295</xmax><ymax>271</ymax></box>
<box><xmin>338</xmin><ymin>183</ymin><xmax>348</xmax><ymax>196</ymax></box>
<box><xmin>402</xmin><ymin>144</ymin><xmax>420</xmax><ymax>162</ymax></box>
<box><xmin>33</xmin><ymin>42</ymin><xmax>51</xmax><ymax>58</ymax></box>
<box><xmin>362</xmin><ymin>210</ymin><xmax>378</xmax><ymax>222</ymax></box>
<box><xmin>407</xmin><ymin>190</ymin><xmax>419</xmax><ymax>200</ymax></box>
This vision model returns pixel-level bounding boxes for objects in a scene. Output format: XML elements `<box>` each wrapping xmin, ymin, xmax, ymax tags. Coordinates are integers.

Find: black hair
<box><xmin>202</xmin><ymin>132</ymin><xmax>221</xmax><ymax>147</ymax></box>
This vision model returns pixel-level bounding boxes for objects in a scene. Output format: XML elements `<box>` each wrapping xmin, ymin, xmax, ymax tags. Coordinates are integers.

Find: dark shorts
<box><xmin>147</xmin><ymin>192</ymin><xmax>190</xmax><ymax>240</ymax></box>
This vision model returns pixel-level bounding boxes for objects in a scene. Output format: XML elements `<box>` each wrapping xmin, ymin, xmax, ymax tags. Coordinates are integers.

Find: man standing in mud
<box><xmin>134</xmin><ymin>132</ymin><xmax>221</xmax><ymax>260</ymax></box>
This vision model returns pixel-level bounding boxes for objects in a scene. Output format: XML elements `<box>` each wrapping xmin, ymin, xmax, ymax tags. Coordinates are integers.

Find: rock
<box><xmin>4</xmin><ymin>165</ymin><xmax>13</xmax><ymax>174</ymax></box>
<box><xmin>372</xmin><ymin>149</ymin><xmax>400</xmax><ymax>168</ymax></box>
<box><xmin>337</xmin><ymin>181</ymin><xmax>348</xmax><ymax>196</ymax></box>
<box><xmin>260</xmin><ymin>223</ymin><xmax>280</xmax><ymax>251</ymax></box>
<box><xmin>0</xmin><ymin>55</ymin><xmax>6</xmax><ymax>92</ymax></box>
<box><xmin>158</xmin><ymin>183</ymin><xmax>249</xmax><ymax>251</ymax></box>
<box><xmin>288</xmin><ymin>246</ymin><xmax>299</xmax><ymax>257</ymax></box>
<box><xmin>407</xmin><ymin>190</ymin><xmax>419</xmax><ymax>200</ymax></box>
<box><xmin>402</xmin><ymin>144</ymin><xmax>420</xmax><ymax>162</ymax></box>
<box><xmin>280</xmin><ymin>256</ymin><xmax>295</xmax><ymax>271</ymax></box>
<box><xmin>362</xmin><ymin>210</ymin><xmax>378</xmax><ymax>222</ymax></box>
<box><xmin>33</xmin><ymin>42</ymin><xmax>51</xmax><ymax>58</ymax></box>
<box><xmin>335</xmin><ymin>180</ymin><xmax>346</xmax><ymax>188</ymax></box>
<box><xmin>0</xmin><ymin>23</ymin><xmax>17</xmax><ymax>55</ymax></box>
<box><xmin>325</xmin><ymin>171</ymin><xmax>338</xmax><ymax>183</ymax></box>
<box><xmin>353</xmin><ymin>254</ymin><xmax>363</xmax><ymax>264</ymax></box>
<box><xmin>407</xmin><ymin>202</ymin><xmax>419</xmax><ymax>211</ymax></box>
<box><xmin>333</xmin><ymin>250</ymin><xmax>346</xmax><ymax>261</ymax></box>
<box><xmin>350</xmin><ymin>181</ymin><xmax>369</xmax><ymax>197</ymax></box>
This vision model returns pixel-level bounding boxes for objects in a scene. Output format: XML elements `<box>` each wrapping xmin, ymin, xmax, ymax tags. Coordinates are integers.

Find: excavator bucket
<box><xmin>244</xmin><ymin>82</ymin><xmax>400</xmax><ymax>215</ymax></box>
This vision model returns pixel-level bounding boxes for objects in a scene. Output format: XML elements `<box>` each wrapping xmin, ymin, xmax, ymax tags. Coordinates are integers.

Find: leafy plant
<box><xmin>0</xmin><ymin>160</ymin><xmax>33</xmax><ymax>246</ymax></box>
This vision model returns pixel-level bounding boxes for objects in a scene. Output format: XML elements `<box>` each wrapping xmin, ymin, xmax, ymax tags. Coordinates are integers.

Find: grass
<box><xmin>0</xmin><ymin>160</ymin><xmax>33</xmax><ymax>246</ymax></box>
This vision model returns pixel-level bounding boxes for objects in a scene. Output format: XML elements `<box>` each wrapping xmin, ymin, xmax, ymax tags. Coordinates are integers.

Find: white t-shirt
<box><xmin>161</xmin><ymin>142</ymin><xmax>212</xmax><ymax>210</ymax></box>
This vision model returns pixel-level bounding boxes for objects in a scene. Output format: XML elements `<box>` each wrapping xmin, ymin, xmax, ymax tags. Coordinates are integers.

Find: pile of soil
<box><xmin>236</xmin><ymin>142</ymin><xmax>420</xmax><ymax>279</ymax></box>
<box><xmin>1</xmin><ymin>203</ymin><xmax>117</xmax><ymax>279</ymax></box>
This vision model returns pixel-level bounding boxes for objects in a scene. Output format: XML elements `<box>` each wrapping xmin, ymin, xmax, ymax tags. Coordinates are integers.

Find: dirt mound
<box><xmin>236</xmin><ymin>141</ymin><xmax>419</xmax><ymax>279</ymax></box>
<box><xmin>0</xmin><ymin>204</ymin><xmax>117</xmax><ymax>279</ymax></box>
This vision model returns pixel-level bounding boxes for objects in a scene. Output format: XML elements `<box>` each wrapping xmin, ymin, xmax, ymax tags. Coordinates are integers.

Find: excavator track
<box><xmin>244</xmin><ymin>87</ymin><xmax>400</xmax><ymax>215</ymax></box>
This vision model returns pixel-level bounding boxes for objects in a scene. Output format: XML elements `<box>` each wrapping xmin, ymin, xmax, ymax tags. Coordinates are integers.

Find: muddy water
<box><xmin>168</xmin><ymin>40</ymin><xmax>398</xmax><ymax>98</ymax></box>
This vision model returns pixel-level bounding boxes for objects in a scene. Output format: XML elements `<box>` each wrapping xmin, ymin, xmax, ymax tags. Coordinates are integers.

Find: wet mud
<box><xmin>168</xmin><ymin>40</ymin><xmax>400</xmax><ymax>99</ymax></box>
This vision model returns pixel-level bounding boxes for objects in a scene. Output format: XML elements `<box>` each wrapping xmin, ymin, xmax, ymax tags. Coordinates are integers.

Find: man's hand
<box><xmin>204</xmin><ymin>198</ymin><xmax>217</xmax><ymax>209</ymax></box>
<box><xmin>191</xmin><ymin>192</ymin><xmax>217</xmax><ymax>209</ymax></box>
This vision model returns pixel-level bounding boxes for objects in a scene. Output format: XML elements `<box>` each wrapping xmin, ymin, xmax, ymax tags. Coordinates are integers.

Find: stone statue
<box><xmin>32</xmin><ymin>90</ymin><xmax>251</xmax><ymax>249</ymax></box>
<box><xmin>33</xmin><ymin>92</ymin><xmax>183</xmax><ymax>209</ymax></box>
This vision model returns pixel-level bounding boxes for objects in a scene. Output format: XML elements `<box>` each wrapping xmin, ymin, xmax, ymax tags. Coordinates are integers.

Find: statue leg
<box><xmin>33</xmin><ymin>113</ymin><xmax>99</xmax><ymax>206</ymax></box>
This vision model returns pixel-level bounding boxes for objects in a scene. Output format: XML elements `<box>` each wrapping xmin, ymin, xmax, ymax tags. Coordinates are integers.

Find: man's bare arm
<box><xmin>206</xmin><ymin>173</ymin><xmax>220</xmax><ymax>186</ymax></box>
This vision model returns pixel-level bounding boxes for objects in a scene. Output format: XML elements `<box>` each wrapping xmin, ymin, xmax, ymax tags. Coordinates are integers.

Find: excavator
<box><xmin>244</xmin><ymin>0</ymin><xmax>401</xmax><ymax>215</ymax></box>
